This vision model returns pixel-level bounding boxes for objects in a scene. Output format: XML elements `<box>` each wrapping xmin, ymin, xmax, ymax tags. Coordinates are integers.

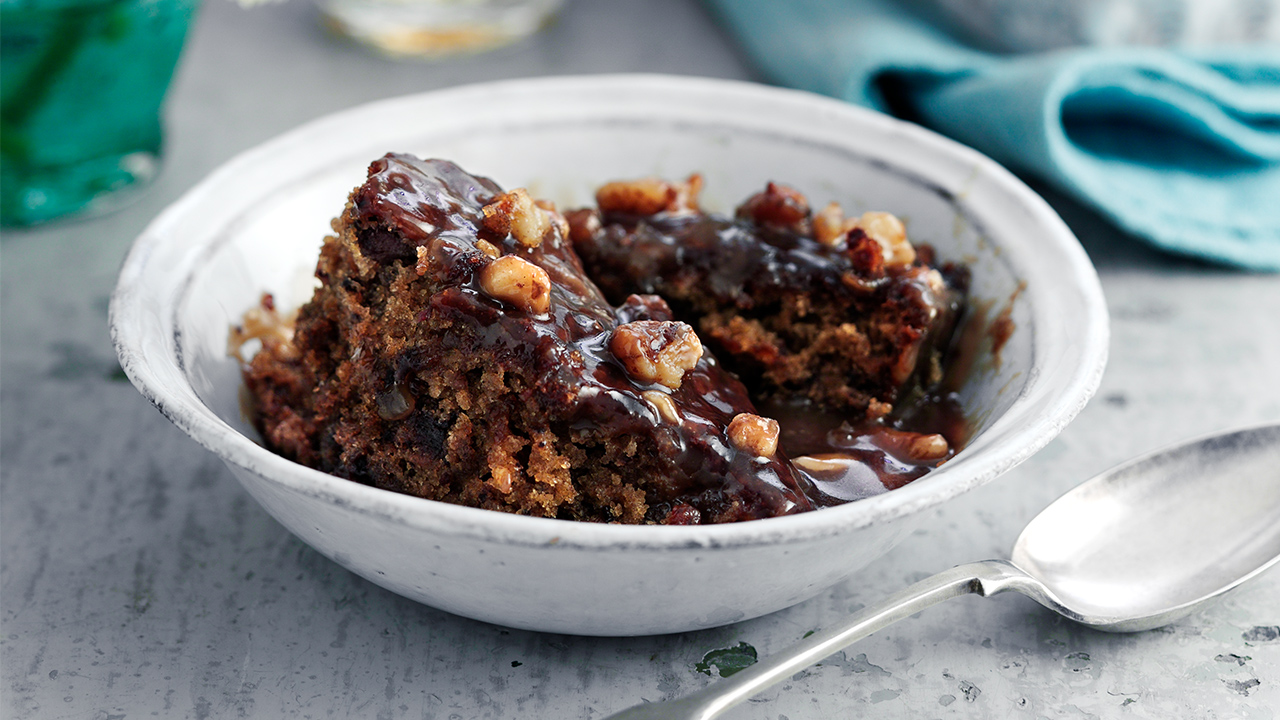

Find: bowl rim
<box><xmin>111</xmin><ymin>73</ymin><xmax>1109</xmax><ymax>551</ymax></box>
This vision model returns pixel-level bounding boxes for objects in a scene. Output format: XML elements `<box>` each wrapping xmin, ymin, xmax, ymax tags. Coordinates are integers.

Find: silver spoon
<box><xmin>606</xmin><ymin>422</ymin><xmax>1280</xmax><ymax>720</ymax></box>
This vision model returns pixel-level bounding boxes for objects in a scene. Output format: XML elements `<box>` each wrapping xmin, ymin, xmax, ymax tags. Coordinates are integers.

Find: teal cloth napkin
<box><xmin>708</xmin><ymin>0</ymin><xmax>1280</xmax><ymax>271</ymax></box>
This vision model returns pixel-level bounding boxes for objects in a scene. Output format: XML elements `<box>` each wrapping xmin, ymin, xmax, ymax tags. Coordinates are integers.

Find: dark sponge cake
<box><xmin>242</xmin><ymin>154</ymin><xmax>817</xmax><ymax>525</ymax></box>
<box><xmin>568</xmin><ymin>178</ymin><xmax>968</xmax><ymax>422</ymax></box>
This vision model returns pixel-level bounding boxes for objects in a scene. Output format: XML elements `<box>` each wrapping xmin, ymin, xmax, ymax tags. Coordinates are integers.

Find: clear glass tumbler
<box><xmin>316</xmin><ymin>0</ymin><xmax>564</xmax><ymax>59</ymax></box>
<box><xmin>1</xmin><ymin>0</ymin><xmax>199</xmax><ymax>226</ymax></box>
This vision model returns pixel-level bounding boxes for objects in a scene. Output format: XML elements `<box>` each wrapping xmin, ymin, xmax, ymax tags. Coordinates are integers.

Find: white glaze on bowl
<box><xmin>111</xmin><ymin>75</ymin><xmax>1108</xmax><ymax>636</ymax></box>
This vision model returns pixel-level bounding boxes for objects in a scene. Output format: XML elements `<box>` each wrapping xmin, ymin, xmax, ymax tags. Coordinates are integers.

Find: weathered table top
<box><xmin>3</xmin><ymin>1</ymin><xmax>1277</xmax><ymax>717</ymax></box>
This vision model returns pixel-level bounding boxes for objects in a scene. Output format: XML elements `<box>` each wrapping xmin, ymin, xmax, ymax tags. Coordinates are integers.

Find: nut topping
<box><xmin>846</xmin><ymin>233</ymin><xmax>886</xmax><ymax>278</ymax></box>
<box><xmin>534</xmin><ymin>199</ymin><xmax>571</xmax><ymax>241</ymax></box>
<box><xmin>481</xmin><ymin>188</ymin><xmax>551</xmax><ymax>247</ymax></box>
<box><xmin>564</xmin><ymin>208</ymin><xmax>603</xmax><ymax>244</ymax></box>
<box><xmin>228</xmin><ymin>293</ymin><xmax>298</xmax><ymax>362</ymax></box>
<box><xmin>610</xmin><ymin>320</ymin><xmax>703</xmax><ymax>389</ymax></box>
<box><xmin>907</xmin><ymin>434</ymin><xmax>950</xmax><ymax>461</ymax></box>
<box><xmin>813</xmin><ymin>202</ymin><xmax>848</xmax><ymax>247</ymax></box>
<box><xmin>641</xmin><ymin>390</ymin><xmax>681</xmax><ymax>424</ymax></box>
<box><xmin>791</xmin><ymin>455</ymin><xmax>846</xmax><ymax>474</ymax></box>
<box><xmin>596</xmin><ymin>178</ymin><xmax>673</xmax><ymax>216</ymax></box>
<box><xmin>479</xmin><ymin>255</ymin><xmax>551</xmax><ymax>314</ymax></box>
<box><xmin>871</xmin><ymin>428</ymin><xmax>950</xmax><ymax>462</ymax></box>
<box><xmin>673</xmin><ymin>173</ymin><xmax>703</xmax><ymax>213</ymax></box>
<box><xmin>736</xmin><ymin>182</ymin><xmax>810</xmax><ymax>229</ymax></box>
<box><xmin>595</xmin><ymin>174</ymin><xmax>702</xmax><ymax>216</ymax></box>
<box><xmin>727</xmin><ymin>413</ymin><xmax>780</xmax><ymax>458</ymax></box>
<box><xmin>854</xmin><ymin>211</ymin><xmax>915</xmax><ymax>267</ymax></box>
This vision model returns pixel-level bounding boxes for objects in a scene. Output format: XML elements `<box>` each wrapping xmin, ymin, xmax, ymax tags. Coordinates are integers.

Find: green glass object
<box><xmin>1</xmin><ymin>0</ymin><xmax>198</xmax><ymax>226</ymax></box>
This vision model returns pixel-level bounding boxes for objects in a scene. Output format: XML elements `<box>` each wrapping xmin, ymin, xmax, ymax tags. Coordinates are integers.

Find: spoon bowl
<box><xmin>1012</xmin><ymin>422</ymin><xmax>1280</xmax><ymax>631</ymax></box>
<box><xmin>607</xmin><ymin>422</ymin><xmax>1280</xmax><ymax>719</ymax></box>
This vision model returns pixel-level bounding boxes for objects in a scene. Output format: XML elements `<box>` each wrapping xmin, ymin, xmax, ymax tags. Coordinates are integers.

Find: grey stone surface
<box><xmin>2</xmin><ymin>1</ymin><xmax>1278</xmax><ymax>718</ymax></box>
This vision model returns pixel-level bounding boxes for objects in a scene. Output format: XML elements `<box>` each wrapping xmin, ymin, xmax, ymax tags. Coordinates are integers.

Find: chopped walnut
<box><xmin>534</xmin><ymin>199</ymin><xmax>571</xmax><ymax>241</ymax></box>
<box><xmin>854</xmin><ymin>212</ymin><xmax>915</xmax><ymax>267</ymax></box>
<box><xmin>479</xmin><ymin>255</ymin><xmax>551</xmax><ymax>314</ymax></box>
<box><xmin>673</xmin><ymin>173</ymin><xmax>703</xmax><ymax>212</ymax></box>
<box><xmin>475</xmin><ymin>239</ymin><xmax>500</xmax><ymax>258</ymax></box>
<box><xmin>813</xmin><ymin>205</ymin><xmax>917</xmax><ymax>266</ymax></box>
<box><xmin>617</xmin><ymin>293</ymin><xmax>676</xmax><ymax>323</ymax></box>
<box><xmin>922</xmin><ymin>267</ymin><xmax>946</xmax><ymax>294</ymax></box>
<box><xmin>482</xmin><ymin>188</ymin><xmax>551</xmax><ymax>248</ymax></box>
<box><xmin>871</xmin><ymin>428</ymin><xmax>950</xmax><ymax>462</ymax></box>
<box><xmin>727</xmin><ymin>413</ymin><xmax>780</xmax><ymax>457</ymax></box>
<box><xmin>813</xmin><ymin>202</ymin><xmax>848</xmax><ymax>247</ymax></box>
<box><xmin>890</xmin><ymin>341</ymin><xmax>922</xmax><ymax>387</ymax></box>
<box><xmin>610</xmin><ymin>320</ymin><xmax>703</xmax><ymax>389</ymax></box>
<box><xmin>228</xmin><ymin>293</ymin><xmax>298</xmax><ymax>363</ymax></box>
<box><xmin>846</xmin><ymin>233</ymin><xmax>886</xmax><ymax>278</ymax></box>
<box><xmin>791</xmin><ymin>455</ymin><xmax>845</xmax><ymax>474</ymax></box>
<box><xmin>736</xmin><ymin>182</ymin><xmax>809</xmax><ymax>229</ymax></box>
<box><xmin>596</xmin><ymin>178</ymin><xmax>672</xmax><ymax>216</ymax></box>
<box><xmin>641</xmin><ymin>390</ymin><xmax>681</xmax><ymax>424</ymax></box>
<box><xmin>595</xmin><ymin>174</ymin><xmax>701</xmax><ymax>216</ymax></box>
<box><xmin>564</xmin><ymin>208</ymin><xmax>602</xmax><ymax>245</ymax></box>
<box><xmin>908</xmin><ymin>434</ymin><xmax>950</xmax><ymax>461</ymax></box>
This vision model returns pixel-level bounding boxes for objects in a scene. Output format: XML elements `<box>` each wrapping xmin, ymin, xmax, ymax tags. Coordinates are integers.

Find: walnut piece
<box><xmin>534</xmin><ymin>199</ymin><xmax>571</xmax><ymax>241</ymax></box>
<box><xmin>727</xmin><ymin>413</ymin><xmax>780</xmax><ymax>457</ymax></box>
<box><xmin>641</xmin><ymin>390</ymin><xmax>681</xmax><ymax>424</ymax></box>
<box><xmin>854</xmin><ymin>211</ymin><xmax>915</xmax><ymax>267</ymax></box>
<box><xmin>610</xmin><ymin>320</ymin><xmax>703</xmax><ymax>389</ymax></box>
<box><xmin>479</xmin><ymin>255</ymin><xmax>551</xmax><ymax>314</ymax></box>
<box><xmin>907</xmin><ymin>434</ymin><xmax>950</xmax><ymax>461</ymax></box>
<box><xmin>846</xmin><ymin>233</ymin><xmax>887</xmax><ymax>278</ymax></box>
<box><xmin>228</xmin><ymin>293</ymin><xmax>298</xmax><ymax>363</ymax></box>
<box><xmin>595</xmin><ymin>174</ymin><xmax>702</xmax><ymax>216</ymax></box>
<box><xmin>596</xmin><ymin>178</ymin><xmax>672</xmax><ymax>216</ymax></box>
<box><xmin>564</xmin><ymin>208</ymin><xmax>602</xmax><ymax>244</ymax></box>
<box><xmin>811</xmin><ymin>204</ymin><xmax>918</xmax><ymax>266</ymax></box>
<box><xmin>673</xmin><ymin>173</ymin><xmax>703</xmax><ymax>212</ymax></box>
<box><xmin>872</xmin><ymin>428</ymin><xmax>950</xmax><ymax>462</ymax></box>
<box><xmin>813</xmin><ymin>202</ymin><xmax>848</xmax><ymax>247</ymax></box>
<box><xmin>474</xmin><ymin>239</ymin><xmax>500</xmax><ymax>258</ymax></box>
<box><xmin>482</xmin><ymin>188</ymin><xmax>551</xmax><ymax>248</ymax></box>
<box><xmin>736</xmin><ymin>182</ymin><xmax>809</xmax><ymax>229</ymax></box>
<box><xmin>791</xmin><ymin>455</ymin><xmax>845</xmax><ymax>474</ymax></box>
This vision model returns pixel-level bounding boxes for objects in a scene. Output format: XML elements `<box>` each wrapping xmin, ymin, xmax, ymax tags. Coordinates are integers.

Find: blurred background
<box><xmin>5</xmin><ymin>0</ymin><xmax>1277</xmax><ymax>265</ymax></box>
<box><xmin>921</xmin><ymin>0</ymin><xmax>1280</xmax><ymax>50</ymax></box>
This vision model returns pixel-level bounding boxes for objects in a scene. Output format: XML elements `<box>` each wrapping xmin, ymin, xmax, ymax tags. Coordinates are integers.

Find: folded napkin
<box><xmin>708</xmin><ymin>0</ymin><xmax>1280</xmax><ymax>271</ymax></box>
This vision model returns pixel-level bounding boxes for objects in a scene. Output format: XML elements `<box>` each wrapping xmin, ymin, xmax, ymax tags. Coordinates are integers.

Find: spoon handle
<box><xmin>604</xmin><ymin>560</ymin><xmax>1030</xmax><ymax>720</ymax></box>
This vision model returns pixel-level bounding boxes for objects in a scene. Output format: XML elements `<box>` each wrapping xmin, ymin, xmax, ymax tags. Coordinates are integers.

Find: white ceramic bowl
<box><xmin>111</xmin><ymin>75</ymin><xmax>1108</xmax><ymax>636</ymax></box>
